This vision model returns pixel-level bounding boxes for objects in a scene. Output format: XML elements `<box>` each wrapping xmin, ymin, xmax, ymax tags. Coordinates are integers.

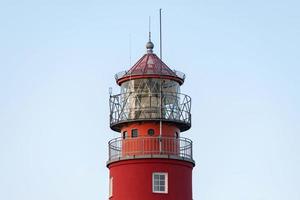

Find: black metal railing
<box><xmin>108</xmin><ymin>136</ymin><xmax>193</xmax><ymax>163</ymax></box>
<box><xmin>109</xmin><ymin>92</ymin><xmax>191</xmax><ymax>131</ymax></box>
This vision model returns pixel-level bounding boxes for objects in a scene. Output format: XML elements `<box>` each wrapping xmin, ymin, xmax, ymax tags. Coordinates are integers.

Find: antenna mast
<box><xmin>159</xmin><ymin>8</ymin><xmax>163</xmax><ymax>153</ymax></box>
<box><xmin>159</xmin><ymin>9</ymin><xmax>162</xmax><ymax>60</ymax></box>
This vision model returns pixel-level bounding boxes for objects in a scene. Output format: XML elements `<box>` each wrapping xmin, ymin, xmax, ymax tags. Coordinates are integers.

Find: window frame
<box><xmin>109</xmin><ymin>176</ymin><xmax>113</xmax><ymax>197</ymax></box>
<box><xmin>148</xmin><ymin>129</ymin><xmax>155</xmax><ymax>136</ymax></box>
<box><xmin>122</xmin><ymin>131</ymin><xmax>128</xmax><ymax>139</ymax></box>
<box><xmin>152</xmin><ymin>172</ymin><xmax>168</xmax><ymax>194</ymax></box>
<box><xmin>131</xmin><ymin>129</ymin><xmax>138</xmax><ymax>138</ymax></box>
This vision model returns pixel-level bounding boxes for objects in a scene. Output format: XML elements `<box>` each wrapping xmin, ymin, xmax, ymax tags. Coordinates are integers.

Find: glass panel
<box><xmin>120</xmin><ymin>78</ymin><xmax>182</xmax><ymax>121</ymax></box>
<box><xmin>162</xmin><ymin>79</ymin><xmax>180</xmax><ymax>93</ymax></box>
<box><xmin>131</xmin><ymin>129</ymin><xmax>138</xmax><ymax>138</ymax></box>
<box><xmin>148</xmin><ymin>129</ymin><xmax>155</xmax><ymax>136</ymax></box>
<box><xmin>120</xmin><ymin>78</ymin><xmax>180</xmax><ymax>94</ymax></box>
<box><xmin>159</xmin><ymin>174</ymin><xmax>165</xmax><ymax>180</ymax></box>
<box><xmin>159</xmin><ymin>186</ymin><xmax>165</xmax><ymax>191</ymax></box>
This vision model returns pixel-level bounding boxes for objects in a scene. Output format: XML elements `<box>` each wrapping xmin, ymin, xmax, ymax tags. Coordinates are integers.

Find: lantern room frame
<box><xmin>109</xmin><ymin>92</ymin><xmax>191</xmax><ymax>132</ymax></box>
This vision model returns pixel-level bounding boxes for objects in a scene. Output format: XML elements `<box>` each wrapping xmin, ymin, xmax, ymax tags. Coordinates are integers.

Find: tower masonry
<box><xmin>107</xmin><ymin>39</ymin><xmax>195</xmax><ymax>200</ymax></box>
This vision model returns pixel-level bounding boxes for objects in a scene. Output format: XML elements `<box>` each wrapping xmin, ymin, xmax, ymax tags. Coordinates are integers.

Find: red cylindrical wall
<box><xmin>120</xmin><ymin>122</ymin><xmax>181</xmax><ymax>157</ymax></box>
<box><xmin>108</xmin><ymin>159</ymin><xmax>194</xmax><ymax>200</ymax></box>
<box><xmin>121</xmin><ymin>122</ymin><xmax>180</xmax><ymax>138</ymax></box>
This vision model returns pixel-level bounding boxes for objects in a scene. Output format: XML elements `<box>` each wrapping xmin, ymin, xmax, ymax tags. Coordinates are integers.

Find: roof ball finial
<box><xmin>146</xmin><ymin>40</ymin><xmax>154</xmax><ymax>53</ymax></box>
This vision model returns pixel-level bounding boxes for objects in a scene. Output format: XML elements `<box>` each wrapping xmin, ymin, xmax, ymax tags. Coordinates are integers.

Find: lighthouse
<box><xmin>107</xmin><ymin>36</ymin><xmax>195</xmax><ymax>200</ymax></box>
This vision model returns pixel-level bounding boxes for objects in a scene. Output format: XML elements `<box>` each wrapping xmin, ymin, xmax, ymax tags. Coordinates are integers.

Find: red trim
<box><xmin>117</xmin><ymin>74</ymin><xmax>184</xmax><ymax>85</ymax></box>
<box><xmin>108</xmin><ymin>158</ymin><xmax>194</xmax><ymax>168</ymax></box>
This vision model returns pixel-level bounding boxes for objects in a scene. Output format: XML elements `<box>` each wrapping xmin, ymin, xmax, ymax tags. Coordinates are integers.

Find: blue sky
<box><xmin>0</xmin><ymin>0</ymin><xmax>299</xmax><ymax>200</ymax></box>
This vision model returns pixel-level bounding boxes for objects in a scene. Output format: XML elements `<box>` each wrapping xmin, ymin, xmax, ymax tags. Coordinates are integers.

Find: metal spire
<box><xmin>146</xmin><ymin>16</ymin><xmax>154</xmax><ymax>53</ymax></box>
<box><xmin>149</xmin><ymin>16</ymin><xmax>151</xmax><ymax>41</ymax></box>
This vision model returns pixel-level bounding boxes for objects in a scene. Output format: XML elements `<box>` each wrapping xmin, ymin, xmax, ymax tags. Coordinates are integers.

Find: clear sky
<box><xmin>0</xmin><ymin>0</ymin><xmax>299</xmax><ymax>200</ymax></box>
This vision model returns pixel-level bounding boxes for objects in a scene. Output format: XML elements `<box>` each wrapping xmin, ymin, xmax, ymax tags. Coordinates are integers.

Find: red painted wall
<box><xmin>108</xmin><ymin>159</ymin><xmax>194</xmax><ymax>200</ymax></box>
<box><xmin>121</xmin><ymin>122</ymin><xmax>180</xmax><ymax>138</ymax></box>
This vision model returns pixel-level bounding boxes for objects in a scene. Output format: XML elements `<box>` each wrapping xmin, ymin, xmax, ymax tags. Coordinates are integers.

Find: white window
<box><xmin>109</xmin><ymin>177</ymin><xmax>113</xmax><ymax>197</ymax></box>
<box><xmin>152</xmin><ymin>172</ymin><xmax>168</xmax><ymax>193</ymax></box>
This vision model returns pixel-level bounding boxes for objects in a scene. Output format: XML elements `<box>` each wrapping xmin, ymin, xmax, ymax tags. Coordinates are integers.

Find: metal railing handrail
<box><xmin>110</xmin><ymin>91</ymin><xmax>191</xmax><ymax>101</ymax></box>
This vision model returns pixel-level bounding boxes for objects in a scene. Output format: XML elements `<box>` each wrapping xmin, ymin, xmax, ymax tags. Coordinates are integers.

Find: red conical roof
<box><xmin>116</xmin><ymin>42</ymin><xmax>185</xmax><ymax>85</ymax></box>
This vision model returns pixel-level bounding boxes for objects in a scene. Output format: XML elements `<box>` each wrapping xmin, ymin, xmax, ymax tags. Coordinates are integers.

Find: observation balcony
<box><xmin>107</xmin><ymin>136</ymin><xmax>194</xmax><ymax>165</ymax></box>
<box><xmin>109</xmin><ymin>92</ymin><xmax>191</xmax><ymax>132</ymax></box>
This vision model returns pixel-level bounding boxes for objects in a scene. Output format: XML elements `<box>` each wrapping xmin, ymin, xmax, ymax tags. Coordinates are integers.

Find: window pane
<box><xmin>148</xmin><ymin>129</ymin><xmax>155</xmax><ymax>136</ymax></box>
<box><xmin>159</xmin><ymin>186</ymin><xmax>165</xmax><ymax>191</ymax></box>
<box><xmin>159</xmin><ymin>175</ymin><xmax>165</xmax><ymax>180</ymax></box>
<box><xmin>131</xmin><ymin>129</ymin><xmax>138</xmax><ymax>138</ymax></box>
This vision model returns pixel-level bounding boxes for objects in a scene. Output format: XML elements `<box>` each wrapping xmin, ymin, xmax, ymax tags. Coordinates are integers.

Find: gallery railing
<box><xmin>109</xmin><ymin>92</ymin><xmax>191</xmax><ymax>131</ymax></box>
<box><xmin>108</xmin><ymin>136</ymin><xmax>193</xmax><ymax>163</ymax></box>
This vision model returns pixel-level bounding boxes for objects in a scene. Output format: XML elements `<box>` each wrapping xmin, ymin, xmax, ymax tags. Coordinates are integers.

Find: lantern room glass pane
<box><xmin>119</xmin><ymin>79</ymin><xmax>182</xmax><ymax>121</ymax></box>
<box><xmin>120</xmin><ymin>78</ymin><xmax>180</xmax><ymax>94</ymax></box>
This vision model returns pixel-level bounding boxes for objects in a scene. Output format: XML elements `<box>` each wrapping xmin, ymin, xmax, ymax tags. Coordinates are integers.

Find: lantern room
<box><xmin>110</xmin><ymin>41</ymin><xmax>191</xmax><ymax>133</ymax></box>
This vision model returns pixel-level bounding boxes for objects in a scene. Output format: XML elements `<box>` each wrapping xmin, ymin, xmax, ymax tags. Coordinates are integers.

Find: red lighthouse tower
<box><xmin>107</xmin><ymin>37</ymin><xmax>194</xmax><ymax>200</ymax></box>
